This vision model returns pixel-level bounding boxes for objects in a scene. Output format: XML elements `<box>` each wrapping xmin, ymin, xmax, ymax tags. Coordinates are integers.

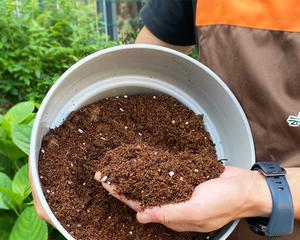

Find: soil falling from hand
<box><xmin>39</xmin><ymin>95</ymin><xmax>224</xmax><ymax>240</ymax></box>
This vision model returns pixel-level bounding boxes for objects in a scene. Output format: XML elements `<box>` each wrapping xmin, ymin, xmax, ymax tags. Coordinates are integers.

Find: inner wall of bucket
<box><xmin>49</xmin><ymin>75</ymin><xmax>226</xmax><ymax>162</ymax></box>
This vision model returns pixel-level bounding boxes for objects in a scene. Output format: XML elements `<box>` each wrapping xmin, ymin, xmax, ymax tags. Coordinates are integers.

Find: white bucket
<box><xmin>30</xmin><ymin>44</ymin><xmax>255</xmax><ymax>240</ymax></box>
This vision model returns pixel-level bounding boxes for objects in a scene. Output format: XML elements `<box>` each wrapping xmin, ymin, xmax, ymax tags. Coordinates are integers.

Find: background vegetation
<box><xmin>0</xmin><ymin>0</ymin><xmax>119</xmax><ymax>112</ymax></box>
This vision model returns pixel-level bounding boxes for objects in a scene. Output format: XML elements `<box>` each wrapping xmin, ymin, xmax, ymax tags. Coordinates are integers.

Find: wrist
<box><xmin>239</xmin><ymin>170</ymin><xmax>272</xmax><ymax>218</ymax></box>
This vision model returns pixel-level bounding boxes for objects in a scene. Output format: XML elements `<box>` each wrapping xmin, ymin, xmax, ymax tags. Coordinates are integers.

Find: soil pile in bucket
<box><xmin>39</xmin><ymin>95</ymin><xmax>225</xmax><ymax>240</ymax></box>
<box><xmin>98</xmin><ymin>143</ymin><xmax>224</xmax><ymax>209</ymax></box>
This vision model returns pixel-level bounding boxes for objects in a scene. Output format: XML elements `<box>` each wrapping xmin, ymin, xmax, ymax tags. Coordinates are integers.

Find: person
<box><xmin>32</xmin><ymin>0</ymin><xmax>300</xmax><ymax>239</ymax></box>
<box><xmin>97</xmin><ymin>0</ymin><xmax>300</xmax><ymax>239</ymax></box>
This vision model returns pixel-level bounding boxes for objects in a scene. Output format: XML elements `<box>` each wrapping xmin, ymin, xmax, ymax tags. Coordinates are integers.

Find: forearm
<box><xmin>135</xmin><ymin>26</ymin><xmax>193</xmax><ymax>54</ymax></box>
<box><xmin>286</xmin><ymin>168</ymin><xmax>300</xmax><ymax>219</ymax></box>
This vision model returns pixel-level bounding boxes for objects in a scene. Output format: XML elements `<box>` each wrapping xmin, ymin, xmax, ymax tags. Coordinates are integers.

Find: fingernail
<box><xmin>137</xmin><ymin>211</ymin><xmax>152</xmax><ymax>224</ymax></box>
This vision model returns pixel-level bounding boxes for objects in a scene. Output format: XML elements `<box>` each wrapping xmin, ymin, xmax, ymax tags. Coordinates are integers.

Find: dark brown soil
<box><xmin>98</xmin><ymin>143</ymin><xmax>224</xmax><ymax>209</ymax></box>
<box><xmin>39</xmin><ymin>95</ymin><xmax>224</xmax><ymax>240</ymax></box>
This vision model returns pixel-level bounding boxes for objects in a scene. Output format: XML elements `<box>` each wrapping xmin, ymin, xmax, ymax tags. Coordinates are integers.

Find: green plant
<box><xmin>0</xmin><ymin>101</ymin><xmax>52</xmax><ymax>240</ymax></box>
<box><xmin>0</xmin><ymin>0</ymin><xmax>116</xmax><ymax>113</ymax></box>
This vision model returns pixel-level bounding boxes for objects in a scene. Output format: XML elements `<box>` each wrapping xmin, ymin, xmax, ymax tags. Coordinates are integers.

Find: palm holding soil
<box><xmin>95</xmin><ymin>166</ymin><xmax>272</xmax><ymax>232</ymax></box>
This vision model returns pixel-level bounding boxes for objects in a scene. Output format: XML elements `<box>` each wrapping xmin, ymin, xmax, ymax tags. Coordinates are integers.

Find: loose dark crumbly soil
<box><xmin>39</xmin><ymin>95</ymin><xmax>224</xmax><ymax>240</ymax></box>
<box><xmin>99</xmin><ymin>143</ymin><xmax>224</xmax><ymax>209</ymax></box>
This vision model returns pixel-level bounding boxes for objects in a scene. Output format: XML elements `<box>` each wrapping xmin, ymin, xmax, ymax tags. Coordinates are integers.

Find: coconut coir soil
<box><xmin>39</xmin><ymin>95</ymin><xmax>224</xmax><ymax>240</ymax></box>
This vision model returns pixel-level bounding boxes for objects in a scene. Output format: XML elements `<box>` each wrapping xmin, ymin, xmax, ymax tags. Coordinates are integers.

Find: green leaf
<box><xmin>12</xmin><ymin>164</ymin><xmax>30</xmax><ymax>200</ymax></box>
<box><xmin>0</xmin><ymin>173</ymin><xmax>12</xmax><ymax>210</ymax></box>
<box><xmin>9</xmin><ymin>207</ymin><xmax>48</xmax><ymax>240</ymax></box>
<box><xmin>0</xmin><ymin>115</ymin><xmax>4</xmax><ymax>125</ymax></box>
<box><xmin>0</xmin><ymin>153</ymin><xmax>13</xmax><ymax>178</ymax></box>
<box><xmin>0</xmin><ymin>187</ymin><xmax>23</xmax><ymax>212</ymax></box>
<box><xmin>4</xmin><ymin>102</ymin><xmax>35</xmax><ymax>125</ymax></box>
<box><xmin>22</xmin><ymin>113</ymin><xmax>36</xmax><ymax>125</ymax></box>
<box><xmin>0</xmin><ymin>212</ymin><xmax>15</xmax><ymax>240</ymax></box>
<box><xmin>0</xmin><ymin>127</ymin><xmax>7</xmax><ymax>139</ymax></box>
<box><xmin>11</xmin><ymin>124</ymin><xmax>32</xmax><ymax>155</ymax></box>
<box><xmin>0</xmin><ymin>139</ymin><xmax>26</xmax><ymax>160</ymax></box>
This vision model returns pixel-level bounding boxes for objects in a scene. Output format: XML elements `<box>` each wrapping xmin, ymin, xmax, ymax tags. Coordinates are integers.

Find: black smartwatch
<box><xmin>247</xmin><ymin>162</ymin><xmax>294</xmax><ymax>237</ymax></box>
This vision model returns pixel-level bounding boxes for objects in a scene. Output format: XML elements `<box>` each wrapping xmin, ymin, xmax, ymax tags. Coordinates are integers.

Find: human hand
<box><xmin>95</xmin><ymin>166</ymin><xmax>272</xmax><ymax>232</ymax></box>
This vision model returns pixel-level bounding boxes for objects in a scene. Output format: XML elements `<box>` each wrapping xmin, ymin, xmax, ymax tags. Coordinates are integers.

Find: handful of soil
<box><xmin>98</xmin><ymin>143</ymin><xmax>224</xmax><ymax>209</ymax></box>
<box><xmin>39</xmin><ymin>95</ymin><xmax>225</xmax><ymax>240</ymax></box>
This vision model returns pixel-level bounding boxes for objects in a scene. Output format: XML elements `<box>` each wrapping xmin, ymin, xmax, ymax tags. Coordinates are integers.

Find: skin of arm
<box><xmin>135</xmin><ymin>26</ymin><xmax>194</xmax><ymax>54</ymax></box>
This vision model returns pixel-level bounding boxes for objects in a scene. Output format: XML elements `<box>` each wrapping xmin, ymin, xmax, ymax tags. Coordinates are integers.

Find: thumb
<box><xmin>137</xmin><ymin>202</ymin><xmax>191</xmax><ymax>225</ymax></box>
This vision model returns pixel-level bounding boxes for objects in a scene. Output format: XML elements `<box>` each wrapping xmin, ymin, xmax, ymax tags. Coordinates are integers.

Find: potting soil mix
<box><xmin>39</xmin><ymin>95</ymin><xmax>224</xmax><ymax>240</ymax></box>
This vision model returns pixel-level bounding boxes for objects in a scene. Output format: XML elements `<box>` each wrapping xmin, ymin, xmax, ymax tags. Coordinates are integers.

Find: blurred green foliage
<box><xmin>0</xmin><ymin>0</ymin><xmax>116</xmax><ymax>112</ymax></box>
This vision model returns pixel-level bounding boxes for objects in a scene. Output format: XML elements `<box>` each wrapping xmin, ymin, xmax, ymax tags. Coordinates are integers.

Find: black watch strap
<box><xmin>247</xmin><ymin>162</ymin><xmax>294</xmax><ymax>237</ymax></box>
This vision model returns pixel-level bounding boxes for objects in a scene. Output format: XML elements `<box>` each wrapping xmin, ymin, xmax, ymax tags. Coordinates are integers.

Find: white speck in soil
<box><xmin>129</xmin><ymin>231</ymin><xmax>133</xmax><ymax>235</ymax></box>
<box><xmin>124</xmin><ymin>95</ymin><xmax>128</xmax><ymax>98</ymax></box>
<box><xmin>194</xmin><ymin>169</ymin><xmax>199</xmax><ymax>172</ymax></box>
<box><xmin>100</xmin><ymin>137</ymin><xmax>107</xmax><ymax>140</ymax></box>
<box><xmin>78</xmin><ymin>128</ymin><xmax>84</xmax><ymax>134</ymax></box>
<box><xmin>185</xmin><ymin>121</ymin><xmax>189</xmax><ymax>125</ymax></box>
<box><xmin>154</xmin><ymin>151</ymin><xmax>157</xmax><ymax>155</ymax></box>
<box><xmin>67</xmin><ymin>181</ymin><xmax>72</xmax><ymax>185</ymax></box>
<box><xmin>172</xmin><ymin>120</ymin><xmax>175</xmax><ymax>124</ymax></box>
<box><xmin>46</xmin><ymin>189</ymin><xmax>50</xmax><ymax>193</ymax></box>
<box><xmin>120</xmin><ymin>107</ymin><xmax>125</xmax><ymax>112</ymax></box>
<box><xmin>138</xmin><ymin>132</ymin><xmax>142</xmax><ymax>136</ymax></box>
<box><xmin>40</xmin><ymin>175</ymin><xmax>43</xmax><ymax>179</ymax></box>
<box><xmin>101</xmin><ymin>176</ymin><xmax>108</xmax><ymax>182</ymax></box>
<box><xmin>116</xmin><ymin>96</ymin><xmax>119</xmax><ymax>99</ymax></box>
<box><xmin>108</xmin><ymin>216</ymin><xmax>112</xmax><ymax>219</ymax></box>
<box><xmin>206</xmin><ymin>236</ymin><xmax>210</xmax><ymax>239</ymax></box>
<box><xmin>153</xmin><ymin>96</ymin><xmax>156</xmax><ymax>99</ymax></box>
<box><xmin>67</xmin><ymin>224</ymin><xmax>70</xmax><ymax>227</ymax></box>
<box><xmin>125</xmin><ymin>126</ymin><xmax>128</xmax><ymax>129</ymax></box>
<box><xmin>206</xmin><ymin>175</ymin><xmax>210</xmax><ymax>179</ymax></box>
<box><xmin>107</xmin><ymin>181</ymin><xmax>111</xmax><ymax>185</ymax></box>
<box><xmin>82</xmin><ymin>142</ymin><xmax>86</xmax><ymax>145</ymax></box>
<box><xmin>41</xmin><ymin>149</ymin><xmax>45</xmax><ymax>153</ymax></box>
<box><xmin>158</xmin><ymin>169</ymin><xmax>161</xmax><ymax>172</ymax></box>
<box><xmin>99</xmin><ymin>133</ymin><xmax>102</xmax><ymax>136</ymax></box>
<box><xmin>51</xmin><ymin>192</ymin><xmax>55</xmax><ymax>195</ymax></box>
<box><xmin>87</xmin><ymin>209</ymin><xmax>90</xmax><ymax>213</ymax></box>
<box><xmin>83</xmin><ymin>182</ymin><xmax>86</xmax><ymax>186</ymax></box>
<box><xmin>180</xmin><ymin>177</ymin><xmax>184</xmax><ymax>181</ymax></box>
<box><xmin>168</xmin><ymin>171</ymin><xmax>175</xmax><ymax>177</ymax></box>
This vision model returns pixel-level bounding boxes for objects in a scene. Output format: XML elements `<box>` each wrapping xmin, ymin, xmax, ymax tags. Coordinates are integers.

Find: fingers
<box><xmin>94</xmin><ymin>171</ymin><xmax>141</xmax><ymax>212</ymax></box>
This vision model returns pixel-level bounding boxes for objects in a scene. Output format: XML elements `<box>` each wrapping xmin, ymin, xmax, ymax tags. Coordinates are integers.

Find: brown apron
<box><xmin>195</xmin><ymin>0</ymin><xmax>300</xmax><ymax>239</ymax></box>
